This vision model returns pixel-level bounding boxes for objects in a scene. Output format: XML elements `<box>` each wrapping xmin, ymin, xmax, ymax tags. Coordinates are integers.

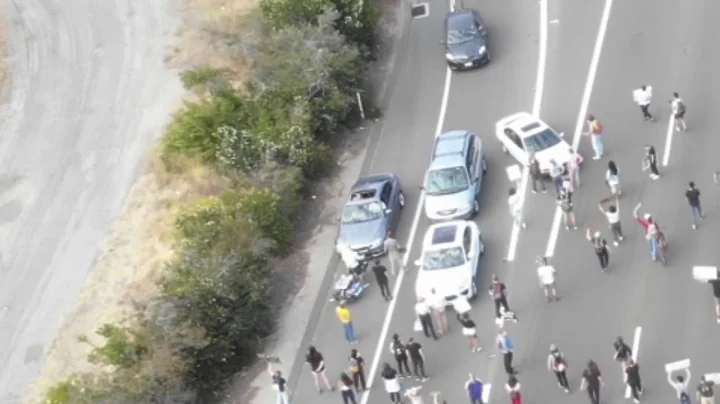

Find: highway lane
<box><xmin>487</xmin><ymin>0</ymin><xmax>720</xmax><ymax>404</ymax></box>
<box><xmin>288</xmin><ymin>0</ymin><xmax>543</xmax><ymax>402</ymax></box>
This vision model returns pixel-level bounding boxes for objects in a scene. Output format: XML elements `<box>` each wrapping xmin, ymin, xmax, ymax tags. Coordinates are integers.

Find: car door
<box><xmin>380</xmin><ymin>182</ymin><xmax>397</xmax><ymax>230</ymax></box>
<box><xmin>465</xmin><ymin>136</ymin><xmax>478</xmax><ymax>197</ymax></box>
<box><xmin>470</xmin><ymin>225</ymin><xmax>480</xmax><ymax>275</ymax></box>
<box><xmin>503</xmin><ymin>128</ymin><xmax>527</xmax><ymax>164</ymax></box>
<box><xmin>474</xmin><ymin>136</ymin><xmax>483</xmax><ymax>188</ymax></box>
<box><xmin>462</xmin><ymin>225</ymin><xmax>475</xmax><ymax>277</ymax></box>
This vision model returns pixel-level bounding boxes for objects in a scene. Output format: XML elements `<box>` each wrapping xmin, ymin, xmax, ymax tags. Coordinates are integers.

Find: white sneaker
<box><xmin>521</xmin><ymin>222</ymin><xmax>527</xmax><ymax>229</ymax></box>
<box><xmin>613</xmin><ymin>241</ymin><xmax>619</xmax><ymax>246</ymax></box>
<box><xmin>692</xmin><ymin>224</ymin><xmax>697</xmax><ymax>230</ymax></box>
<box><xmin>593</xmin><ymin>155</ymin><xmax>601</xmax><ymax>160</ymax></box>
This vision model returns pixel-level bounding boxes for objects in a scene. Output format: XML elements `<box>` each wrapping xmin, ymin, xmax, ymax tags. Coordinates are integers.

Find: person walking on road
<box><xmin>685</xmin><ymin>182</ymin><xmax>704</xmax><ymax>229</ymax></box>
<box><xmin>548</xmin><ymin>344</ymin><xmax>570</xmax><ymax>393</ymax></box>
<box><xmin>490</xmin><ymin>275</ymin><xmax>513</xmax><ymax>321</ymax></box>
<box><xmin>338</xmin><ymin>372</ymin><xmax>358</xmax><ymax>404</ymax></box>
<box><xmin>584</xmin><ymin>115</ymin><xmax>605</xmax><ymax>159</ymax></box>
<box><xmin>348</xmin><ymin>349</ymin><xmax>366</xmax><ymax>392</ymax></box>
<box><xmin>371</xmin><ymin>260</ymin><xmax>393</xmax><ymax>301</ymax></box>
<box><xmin>497</xmin><ymin>329</ymin><xmax>517</xmax><ymax>375</ymax></box>
<box><xmin>598</xmin><ymin>197</ymin><xmax>624</xmax><ymax>245</ymax></box>
<box><xmin>581</xmin><ymin>360</ymin><xmax>604</xmax><ymax>404</ymax></box>
<box><xmin>384</xmin><ymin>236</ymin><xmax>405</xmax><ymax>276</ymax></box>
<box><xmin>267</xmin><ymin>361</ymin><xmax>290</xmax><ymax>404</ymax></box>
<box><xmin>558</xmin><ymin>187</ymin><xmax>577</xmax><ymax>230</ymax></box>
<box><xmin>506</xmin><ymin>375</ymin><xmax>523</xmax><ymax>404</ymax></box>
<box><xmin>529</xmin><ymin>155</ymin><xmax>547</xmax><ymax>194</ymax></box>
<box><xmin>710</xmin><ymin>278</ymin><xmax>720</xmax><ymax>324</ymax></box>
<box><xmin>633</xmin><ymin>202</ymin><xmax>664</xmax><ymax>262</ymax></box>
<box><xmin>625</xmin><ymin>359</ymin><xmax>643</xmax><ymax>403</ymax></box>
<box><xmin>459</xmin><ymin>312</ymin><xmax>483</xmax><ymax>352</ymax></box>
<box><xmin>427</xmin><ymin>288</ymin><xmax>448</xmax><ymax>334</ymax></box>
<box><xmin>466</xmin><ymin>374</ymin><xmax>485</xmax><ymax>404</ymax></box>
<box><xmin>381</xmin><ymin>363</ymin><xmax>402</xmax><ymax>403</ymax></box>
<box><xmin>550</xmin><ymin>160</ymin><xmax>565</xmax><ymax>195</ymax></box>
<box><xmin>415</xmin><ymin>297</ymin><xmax>438</xmax><ymax>340</ymax></box>
<box><xmin>606</xmin><ymin>161</ymin><xmax>622</xmax><ymax>196</ymax></box>
<box><xmin>643</xmin><ymin>145</ymin><xmax>660</xmax><ymax>180</ymax></box>
<box><xmin>406</xmin><ymin>338</ymin><xmax>429</xmax><ymax>381</ymax></box>
<box><xmin>306</xmin><ymin>346</ymin><xmax>334</xmax><ymax>393</ymax></box>
<box><xmin>508</xmin><ymin>187</ymin><xmax>527</xmax><ymax>229</ymax></box>
<box><xmin>613</xmin><ymin>336</ymin><xmax>633</xmax><ymax>373</ymax></box>
<box><xmin>537</xmin><ymin>256</ymin><xmax>559</xmax><ymax>302</ymax></box>
<box><xmin>671</xmin><ymin>92</ymin><xmax>688</xmax><ymax>132</ymax></box>
<box><xmin>586</xmin><ymin>227</ymin><xmax>611</xmax><ymax>272</ymax></box>
<box><xmin>669</xmin><ymin>371</ymin><xmax>692</xmax><ymax>404</ymax></box>
<box><xmin>634</xmin><ymin>85</ymin><xmax>655</xmax><ymax>121</ymax></box>
<box><xmin>568</xmin><ymin>147</ymin><xmax>583</xmax><ymax>188</ymax></box>
<box><xmin>336</xmin><ymin>302</ymin><xmax>358</xmax><ymax>344</ymax></box>
<box><xmin>697</xmin><ymin>375</ymin><xmax>716</xmax><ymax>404</ymax></box>
<box><xmin>390</xmin><ymin>333</ymin><xmax>411</xmax><ymax>378</ymax></box>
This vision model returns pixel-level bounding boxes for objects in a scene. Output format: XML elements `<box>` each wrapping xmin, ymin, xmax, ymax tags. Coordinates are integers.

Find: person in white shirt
<box><xmin>670</xmin><ymin>92</ymin><xmax>688</xmax><ymax>132</ymax></box>
<box><xmin>606</xmin><ymin>161</ymin><xmax>621</xmax><ymax>196</ymax></box>
<box><xmin>427</xmin><ymin>289</ymin><xmax>448</xmax><ymax>334</ymax></box>
<box><xmin>633</xmin><ymin>85</ymin><xmax>655</xmax><ymax>121</ymax></box>
<box><xmin>567</xmin><ymin>148</ymin><xmax>582</xmax><ymax>188</ymax></box>
<box><xmin>536</xmin><ymin>256</ymin><xmax>559</xmax><ymax>302</ymax></box>
<box><xmin>598</xmin><ymin>197</ymin><xmax>624</xmax><ymax>246</ymax></box>
<box><xmin>414</xmin><ymin>298</ymin><xmax>438</xmax><ymax>340</ymax></box>
<box><xmin>505</xmin><ymin>375</ymin><xmax>522</xmax><ymax>404</ymax></box>
<box><xmin>508</xmin><ymin>187</ymin><xmax>527</xmax><ymax>229</ymax></box>
<box><xmin>668</xmin><ymin>369</ymin><xmax>691</xmax><ymax>403</ymax></box>
<box><xmin>383</xmin><ymin>237</ymin><xmax>405</xmax><ymax>275</ymax></box>
<box><xmin>338</xmin><ymin>244</ymin><xmax>362</xmax><ymax>273</ymax></box>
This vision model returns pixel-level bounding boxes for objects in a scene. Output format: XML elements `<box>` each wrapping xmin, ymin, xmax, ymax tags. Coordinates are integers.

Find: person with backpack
<box><xmin>558</xmin><ymin>187</ymin><xmax>577</xmax><ymax>230</ymax></box>
<box><xmin>586</xmin><ymin>227</ymin><xmax>611</xmax><ymax>272</ymax></box>
<box><xmin>671</xmin><ymin>92</ymin><xmax>688</xmax><ymax>132</ymax></box>
<box><xmin>505</xmin><ymin>375</ymin><xmax>523</xmax><ymax>404</ymax></box>
<box><xmin>606</xmin><ymin>161</ymin><xmax>621</xmax><ymax>196</ymax></box>
<box><xmin>465</xmin><ymin>374</ymin><xmax>484</xmax><ymax>404</ymax></box>
<box><xmin>389</xmin><ymin>333</ymin><xmax>411</xmax><ymax>378</ymax></box>
<box><xmin>642</xmin><ymin>145</ymin><xmax>660</xmax><ymax>180</ymax></box>
<box><xmin>633</xmin><ymin>202</ymin><xmax>663</xmax><ymax>261</ymax></box>
<box><xmin>547</xmin><ymin>344</ymin><xmax>570</xmax><ymax>393</ymax></box>
<box><xmin>348</xmin><ymin>349</ymin><xmax>366</xmax><ymax>392</ymax></box>
<box><xmin>584</xmin><ymin>115</ymin><xmax>605</xmax><ymax>160</ymax></box>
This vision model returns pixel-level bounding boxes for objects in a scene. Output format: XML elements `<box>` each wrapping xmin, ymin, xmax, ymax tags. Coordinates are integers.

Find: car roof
<box><xmin>504</xmin><ymin>113</ymin><xmax>550</xmax><ymax>138</ymax></box>
<box><xmin>446</xmin><ymin>10</ymin><xmax>475</xmax><ymax>28</ymax></box>
<box><xmin>430</xmin><ymin>131</ymin><xmax>477</xmax><ymax>170</ymax></box>
<box><xmin>348</xmin><ymin>174</ymin><xmax>393</xmax><ymax>204</ymax></box>
<box><xmin>424</xmin><ymin>221</ymin><xmax>467</xmax><ymax>248</ymax></box>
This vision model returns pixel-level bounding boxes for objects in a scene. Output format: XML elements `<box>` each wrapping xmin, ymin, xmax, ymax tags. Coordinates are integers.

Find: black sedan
<box><xmin>443</xmin><ymin>9</ymin><xmax>489</xmax><ymax>70</ymax></box>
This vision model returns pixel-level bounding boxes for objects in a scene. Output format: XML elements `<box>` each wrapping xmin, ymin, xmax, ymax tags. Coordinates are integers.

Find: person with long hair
<box><xmin>547</xmin><ymin>344</ymin><xmax>570</xmax><ymax>393</ymax></box>
<box><xmin>381</xmin><ymin>362</ymin><xmax>402</xmax><ymax>403</ymax></box>
<box><xmin>505</xmin><ymin>375</ymin><xmax>522</xmax><ymax>404</ymax></box>
<box><xmin>306</xmin><ymin>346</ymin><xmax>333</xmax><ymax>393</ymax></box>
<box><xmin>338</xmin><ymin>372</ymin><xmax>358</xmax><ymax>404</ymax></box>
<box><xmin>642</xmin><ymin>145</ymin><xmax>660</xmax><ymax>180</ymax></box>
<box><xmin>581</xmin><ymin>360</ymin><xmax>604</xmax><ymax>404</ymax></box>
<box><xmin>606</xmin><ymin>161</ymin><xmax>621</xmax><ymax>196</ymax></box>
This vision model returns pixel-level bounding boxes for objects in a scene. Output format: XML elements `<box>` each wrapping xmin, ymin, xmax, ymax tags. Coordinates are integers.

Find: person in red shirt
<box><xmin>633</xmin><ymin>203</ymin><xmax>662</xmax><ymax>261</ymax></box>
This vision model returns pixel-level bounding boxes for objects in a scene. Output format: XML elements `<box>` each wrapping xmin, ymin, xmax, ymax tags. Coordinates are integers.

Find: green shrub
<box><xmin>78</xmin><ymin>324</ymin><xmax>149</xmax><ymax>369</ymax></box>
<box><xmin>180</xmin><ymin>67</ymin><xmax>228</xmax><ymax>90</ymax></box>
<box><xmin>247</xmin><ymin>161</ymin><xmax>305</xmax><ymax>216</ymax></box>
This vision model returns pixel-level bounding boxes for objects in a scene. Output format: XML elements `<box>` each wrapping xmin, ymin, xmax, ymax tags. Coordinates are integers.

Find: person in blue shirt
<box><xmin>465</xmin><ymin>374</ymin><xmax>484</xmax><ymax>404</ymax></box>
<box><xmin>496</xmin><ymin>329</ymin><xmax>516</xmax><ymax>375</ymax></box>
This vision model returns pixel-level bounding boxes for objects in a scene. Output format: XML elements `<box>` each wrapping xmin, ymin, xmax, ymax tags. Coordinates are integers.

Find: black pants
<box><xmin>494</xmin><ymin>297</ymin><xmax>510</xmax><ymax>318</ymax></box>
<box><xmin>555</xmin><ymin>370</ymin><xmax>569</xmax><ymax>389</ymax></box>
<box><xmin>341</xmin><ymin>389</ymin><xmax>357</xmax><ymax>404</ymax></box>
<box><xmin>378</xmin><ymin>280</ymin><xmax>392</xmax><ymax>300</ymax></box>
<box><xmin>395</xmin><ymin>355</ymin><xmax>410</xmax><ymax>376</ymax></box>
<box><xmin>352</xmin><ymin>370</ymin><xmax>366</xmax><ymax>390</ymax></box>
<box><xmin>411</xmin><ymin>357</ymin><xmax>427</xmax><ymax>378</ymax></box>
<box><xmin>503</xmin><ymin>351</ymin><xmax>514</xmax><ymax>374</ymax></box>
<box><xmin>419</xmin><ymin>314</ymin><xmax>437</xmax><ymax>339</ymax></box>
<box><xmin>649</xmin><ymin>161</ymin><xmax>659</xmax><ymax>176</ymax></box>
<box><xmin>531</xmin><ymin>176</ymin><xmax>547</xmax><ymax>192</ymax></box>
<box><xmin>629</xmin><ymin>380</ymin><xmax>642</xmax><ymax>400</ymax></box>
<box><xmin>587</xmin><ymin>385</ymin><xmax>600</xmax><ymax>404</ymax></box>
<box><xmin>640</xmin><ymin>104</ymin><xmax>653</xmax><ymax>120</ymax></box>
<box><xmin>597</xmin><ymin>250</ymin><xmax>609</xmax><ymax>270</ymax></box>
<box><xmin>389</xmin><ymin>392</ymin><xmax>401</xmax><ymax>403</ymax></box>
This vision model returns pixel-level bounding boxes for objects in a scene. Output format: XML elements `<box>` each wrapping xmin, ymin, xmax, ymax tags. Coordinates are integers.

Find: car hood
<box><xmin>416</xmin><ymin>265</ymin><xmax>470</xmax><ymax>298</ymax></box>
<box><xmin>424</xmin><ymin>189</ymin><xmax>473</xmax><ymax>216</ymax></box>
<box><xmin>337</xmin><ymin>218</ymin><xmax>387</xmax><ymax>248</ymax></box>
<box><xmin>448</xmin><ymin>38</ymin><xmax>485</xmax><ymax>59</ymax></box>
<box><xmin>535</xmin><ymin>144</ymin><xmax>572</xmax><ymax>172</ymax></box>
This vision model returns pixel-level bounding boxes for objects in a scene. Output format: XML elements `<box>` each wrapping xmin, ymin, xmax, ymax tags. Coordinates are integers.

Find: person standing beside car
<box><xmin>372</xmin><ymin>260</ymin><xmax>393</xmax><ymax>301</ymax></box>
<box><xmin>529</xmin><ymin>155</ymin><xmax>547</xmax><ymax>194</ymax></box>
<box><xmin>384</xmin><ymin>236</ymin><xmax>405</xmax><ymax>276</ymax></box>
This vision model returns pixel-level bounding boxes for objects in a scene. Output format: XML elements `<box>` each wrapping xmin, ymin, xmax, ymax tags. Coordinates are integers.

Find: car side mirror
<box><xmin>385</xmin><ymin>209</ymin><xmax>392</xmax><ymax>214</ymax></box>
<box><xmin>414</xmin><ymin>259</ymin><xmax>422</xmax><ymax>266</ymax></box>
<box><xmin>559</xmin><ymin>132</ymin><xmax>565</xmax><ymax>137</ymax></box>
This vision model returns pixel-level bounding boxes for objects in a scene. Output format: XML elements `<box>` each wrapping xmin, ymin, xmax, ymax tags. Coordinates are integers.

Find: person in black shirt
<box><xmin>406</xmin><ymin>337</ymin><xmax>429</xmax><ymax>381</ymax></box>
<box><xmin>348</xmin><ymin>349</ymin><xmax>366</xmax><ymax>392</ymax></box>
<box><xmin>580</xmin><ymin>360</ymin><xmax>604</xmax><ymax>404</ymax></box>
<box><xmin>696</xmin><ymin>375</ymin><xmax>715</xmax><ymax>404</ymax></box>
<box><xmin>613</xmin><ymin>336</ymin><xmax>632</xmax><ymax>373</ymax></box>
<box><xmin>586</xmin><ymin>228</ymin><xmax>611</xmax><ymax>272</ymax></box>
<box><xmin>625</xmin><ymin>359</ymin><xmax>642</xmax><ymax>403</ymax></box>
<box><xmin>710</xmin><ymin>279</ymin><xmax>720</xmax><ymax>324</ymax></box>
<box><xmin>685</xmin><ymin>182</ymin><xmax>703</xmax><ymax>229</ymax></box>
<box><xmin>338</xmin><ymin>372</ymin><xmax>358</xmax><ymax>404</ymax></box>
<box><xmin>381</xmin><ymin>363</ymin><xmax>402</xmax><ymax>403</ymax></box>
<box><xmin>458</xmin><ymin>313</ymin><xmax>482</xmax><ymax>352</ymax></box>
<box><xmin>267</xmin><ymin>362</ymin><xmax>289</xmax><ymax>404</ymax></box>
<box><xmin>389</xmin><ymin>333</ymin><xmax>411</xmax><ymax>377</ymax></box>
<box><xmin>306</xmin><ymin>345</ymin><xmax>333</xmax><ymax>393</ymax></box>
<box><xmin>372</xmin><ymin>259</ymin><xmax>393</xmax><ymax>301</ymax></box>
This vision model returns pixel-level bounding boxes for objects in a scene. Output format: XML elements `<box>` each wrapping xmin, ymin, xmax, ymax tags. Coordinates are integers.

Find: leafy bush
<box><xmin>180</xmin><ymin>67</ymin><xmax>228</xmax><ymax>90</ymax></box>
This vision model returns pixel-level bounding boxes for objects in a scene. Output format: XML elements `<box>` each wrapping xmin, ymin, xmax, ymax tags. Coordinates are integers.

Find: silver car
<box><xmin>422</xmin><ymin>130</ymin><xmax>486</xmax><ymax>221</ymax></box>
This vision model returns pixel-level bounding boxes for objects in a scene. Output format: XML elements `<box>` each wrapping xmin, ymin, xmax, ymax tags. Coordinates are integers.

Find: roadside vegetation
<box><xmin>43</xmin><ymin>0</ymin><xmax>379</xmax><ymax>402</ymax></box>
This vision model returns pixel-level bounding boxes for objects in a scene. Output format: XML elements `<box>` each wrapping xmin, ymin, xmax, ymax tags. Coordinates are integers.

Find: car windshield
<box><xmin>447</xmin><ymin>23</ymin><xmax>479</xmax><ymax>46</ymax></box>
<box><xmin>523</xmin><ymin>129</ymin><xmax>562</xmax><ymax>154</ymax></box>
<box><xmin>426</xmin><ymin>167</ymin><xmax>469</xmax><ymax>195</ymax></box>
<box><xmin>422</xmin><ymin>246</ymin><xmax>466</xmax><ymax>270</ymax></box>
<box><xmin>340</xmin><ymin>201</ymin><xmax>385</xmax><ymax>224</ymax></box>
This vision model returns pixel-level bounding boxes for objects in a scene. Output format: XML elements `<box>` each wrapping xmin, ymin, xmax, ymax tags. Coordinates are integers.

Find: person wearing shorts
<box><xmin>536</xmin><ymin>257</ymin><xmax>559</xmax><ymax>302</ymax></box>
<box><xmin>458</xmin><ymin>313</ymin><xmax>482</xmax><ymax>352</ymax></box>
<box><xmin>306</xmin><ymin>346</ymin><xmax>333</xmax><ymax>393</ymax></box>
<box><xmin>381</xmin><ymin>363</ymin><xmax>402</xmax><ymax>403</ymax></box>
<box><xmin>558</xmin><ymin>188</ymin><xmax>577</xmax><ymax>230</ymax></box>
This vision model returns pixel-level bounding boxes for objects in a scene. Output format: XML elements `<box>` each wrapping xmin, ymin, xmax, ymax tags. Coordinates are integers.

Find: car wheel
<box><xmin>482</xmin><ymin>159</ymin><xmax>487</xmax><ymax>175</ymax></box>
<box><xmin>472</xmin><ymin>199</ymin><xmax>479</xmax><ymax>214</ymax></box>
<box><xmin>501</xmin><ymin>144</ymin><xmax>508</xmax><ymax>154</ymax></box>
<box><xmin>398</xmin><ymin>192</ymin><xmax>406</xmax><ymax>208</ymax></box>
<box><xmin>479</xmin><ymin>242</ymin><xmax>485</xmax><ymax>257</ymax></box>
<box><xmin>470</xmin><ymin>278</ymin><xmax>478</xmax><ymax>299</ymax></box>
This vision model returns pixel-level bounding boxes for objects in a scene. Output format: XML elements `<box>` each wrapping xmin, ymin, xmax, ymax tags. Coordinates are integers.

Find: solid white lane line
<box><xmin>544</xmin><ymin>0</ymin><xmax>615</xmax><ymax>258</ymax></box>
<box><xmin>482</xmin><ymin>383</ymin><xmax>492</xmax><ymax>403</ymax></box>
<box><xmin>505</xmin><ymin>0</ymin><xmax>548</xmax><ymax>262</ymax></box>
<box><xmin>624</xmin><ymin>326</ymin><xmax>643</xmax><ymax>399</ymax></box>
<box><xmin>662</xmin><ymin>115</ymin><xmax>675</xmax><ymax>166</ymax></box>
<box><xmin>359</xmin><ymin>66</ymin><xmax>453</xmax><ymax>404</ymax></box>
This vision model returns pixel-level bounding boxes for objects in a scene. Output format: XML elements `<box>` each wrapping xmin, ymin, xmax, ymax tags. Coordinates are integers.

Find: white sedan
<box><xmin>414</xmin><ymin>220</ymin><xmax>485</xmax><ymax>305</ymax></box>
<box><xmin>495</xmin><ymin>112</ymin><xmax>579</xmax><ymax>174</ymax></box>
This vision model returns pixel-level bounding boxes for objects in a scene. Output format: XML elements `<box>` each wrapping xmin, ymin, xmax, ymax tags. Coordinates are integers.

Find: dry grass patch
<box><xmin>28</xmin><ymin>154</ymin><xmax>229</xmax><ymax>404</ymax></box>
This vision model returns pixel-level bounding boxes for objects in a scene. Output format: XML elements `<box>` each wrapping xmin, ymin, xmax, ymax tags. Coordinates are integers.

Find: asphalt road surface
<box><xmin>0</xmin><ymin>1</ymin><xmax>182</xmax><ymax>402</ymax></box>
<box><xmin>289</xmin><ymin>0</ymin><xmax>720</xmax><ymax>403</ymax></box>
